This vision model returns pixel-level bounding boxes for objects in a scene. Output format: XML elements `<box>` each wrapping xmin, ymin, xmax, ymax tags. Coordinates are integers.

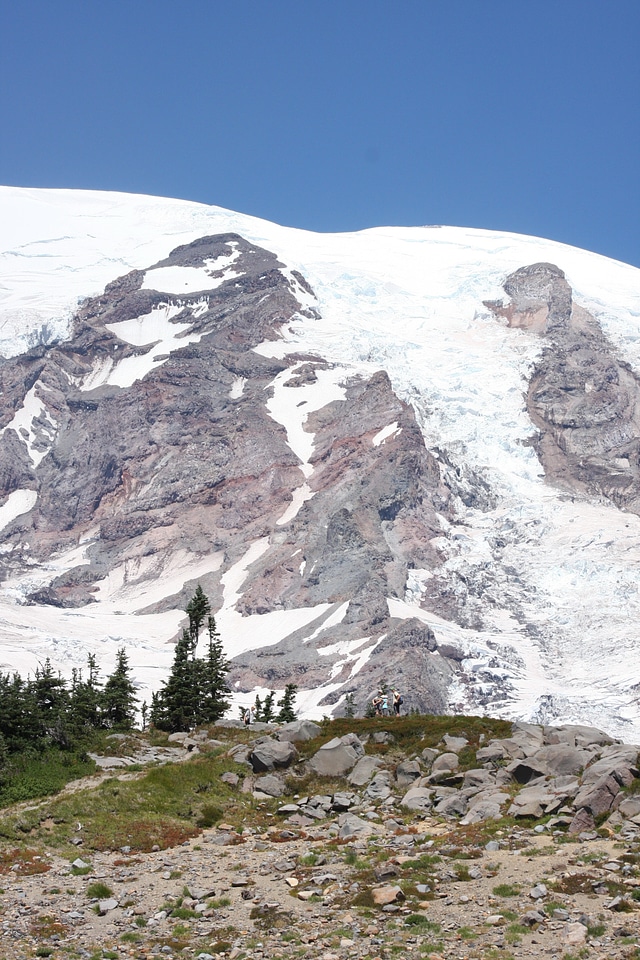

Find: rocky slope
<box><xmin>2</xmin><ymin>187</ymin><xmax>640</xmax><ymax>736</ymax></box>
<box><xmin>3</xmin><ymin>717</ymin><xmax>640</xmax><ymax>959</ymax></box>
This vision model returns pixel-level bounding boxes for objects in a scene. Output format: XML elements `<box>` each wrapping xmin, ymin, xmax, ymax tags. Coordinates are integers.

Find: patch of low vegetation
<box><xmin>0</xmin><ymin>847</ymin><xmax>50</xmax><ymax>876</ymax></box>
<box><xmin>86</xmin><ymin>881</ymin><xmax>113</xmax><ymax>899</ymax></box>
<box><xmin>0</xmin><ymin>752</ymin><xmax>247</xmax><ymax>852</ymax></box>
<box><xmin>492</xmin><ymin>882</ymin><xmax>521</xmax><ymax>897</ymax></box>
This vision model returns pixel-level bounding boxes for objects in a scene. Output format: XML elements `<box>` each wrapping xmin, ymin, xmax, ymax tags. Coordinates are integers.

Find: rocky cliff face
<box><xmin>2</xmin><ymin>201</ymin><xmax>640</xmax><ymax>733</ymax></box>
<box><xmin>489</xmin><ymin>262</ymin><xmax>640</xmax><ymax>513</ymax></box>
<box><xmin>0</xmin><ymin>233</ymin><xmax>459</xmax><ymax>713</ymax></box>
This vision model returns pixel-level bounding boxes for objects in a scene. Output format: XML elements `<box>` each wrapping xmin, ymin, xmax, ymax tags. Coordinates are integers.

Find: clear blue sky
<box><xmin>1</xmin><ymin>0</ymin><xmax>638</xmax><ymax>266</ymax></box>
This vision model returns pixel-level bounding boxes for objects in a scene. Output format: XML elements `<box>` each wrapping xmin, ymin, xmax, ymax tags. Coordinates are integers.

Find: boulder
<box><xmin>581</xmin><ymin>746</ymin><xmax>639</xmax><ymax>786</ymax></box>
<box><xmin>365</xmin><ymin>772</ymin><xmax>393</xmax><ymax>801</ymax></box>
<box><xmin>544</xmin><ymin>723</ymin><xmax>615</xmax><ymax>749</ymax></box>
<box><xmin>400</xmin><ymin>787</ymin><xmax>433</xmax><ymax>813</ymax></box>
<box><xmin>532</xmin><ymin>744</ymin><xmax>594</xmax><ymax>778</ymax></box>
<box><xmin>248</xmin><ymin>737</ymin><xmax>298</xmax><ymax>773</ymax></box>
<box><xmin>372</xmin><ymin>885</ymin><xmax>405</xmax><ymax>906</ymax></box>
<box><xmin>508</xmin><ymin>784</ymin><xmax>559</xmax><ymax>818</ymax></box>
<box><xmin>428</xmin><ymin>753</ymin><xmax>459</xmax><ymax>782</ymax></box>
<box><xmin>277</xmin><ymin>720</ymin><xmax>322</xmax><ymax>743</ymax></box>
<box><xmin>462</xmin><ymin>768</ymin><xmax>496</xmax><ymax>789</ymax></box>
<box><xmin>253</xmin><ymin>774</ymin><xmax>285</xmax><ymax>797</ymax></box>
<box><xmin>348</xmin><ymin>755</ymin><xmax>383</xmax><ymax>786</ymax></box>
<box><xmin>476</xmin><ymin>742</ymin><xmax>507</xmax><ymax>762</ymax></box>
<box><xmin>568</xmin><ymin>808</ymin><xmax>596</xmax><ymax>834</ymax></box>
<box><xmin>573</xmin><ymin>774</ymin><xmax>621</xmax><ymax>816</ymax></box>
<box><xmin>434</xmin><ymin>793</ymin><xmax>468</xmax><ymax>817</ymax></box>
<box><xmin>395</xmin><ymin>759</ymin><xmax>422</xmax><ymax>787</ymax></box>
<box><xmin>309</xmin><ymin>735</ymin><xmax>364</xmax><ymax>777</ymax></box>
<box><xmin>337</xmin><ymin>813</ymin><xmax>376</xmax><ymax>839</ymax></box>
<box><xmin>460</xmin><ymin>792</ymin><xmax>510</xmax><ymax>824</ymax></box>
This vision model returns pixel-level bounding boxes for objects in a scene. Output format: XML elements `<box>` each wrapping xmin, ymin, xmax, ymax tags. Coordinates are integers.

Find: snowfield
<box><xmin>2</xmin><ymin>185</ymin><xmax>640</xmax><ymax>736</ymax></box>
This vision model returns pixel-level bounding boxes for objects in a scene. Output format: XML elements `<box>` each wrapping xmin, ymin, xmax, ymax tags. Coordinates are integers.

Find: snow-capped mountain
<box><xmin>2</xmin><ymin>185</ymin><xmax>640</xmax><ymax>737</ymax></box>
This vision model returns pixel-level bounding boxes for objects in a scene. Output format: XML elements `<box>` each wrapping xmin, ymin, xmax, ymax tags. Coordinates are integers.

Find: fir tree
<box><xmin>276</xmin><ymin>683</ymin><xmax>298</xmax><ymax>723</ymax></box>
<box><xmin>153</xmin><ymin>629</ymin><xmax>199</xmax><ymax>732</ymax></box>
<box><xmin>198</xmin><ymin>615</ymin><xmax>230</xmax><ymax>723</ymax></box>
<box><xmin>262</xmin><ymin>690</ymin><xmax>276</xmax><ymax>723</ymax></box>
<box><xmin>151</xmin><ymin>589</ymin><xmax>231</xmax><ymax>732</ymax></box>
<box><xmin>33</xmin><ymin>659</ymin><xmax>71</xmax><ymax>747</ymax></box>
<box><xmin>102</xmin><ymin>648</ymin><xmax>138</xmax><ymax>730</ymax></box>
<box><xmin>186</xmin><ymin>585</ymin><xmax>210</xmax><ymax>644</ymax></box>
<box><xmin>69</xmin><ymin>654</ymin><xmax>103</xmax><ymax>732</ymax></box>
<box><xmin>252</xmin><ymin>694</ymin><xmax>263</xmax><ymax>722</ymax></box>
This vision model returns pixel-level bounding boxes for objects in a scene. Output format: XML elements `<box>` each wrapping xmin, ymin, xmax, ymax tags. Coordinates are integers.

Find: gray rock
<box><xmin>544</xmin><ymin>723</ymin><xmax>615</xmax><ymax>749</ymax></box>
<box><xmin>618</xmin><ymin>796</ymin><xmax>640</xmax><ymax>819</ymax></box>
<box><xmin>254</xmin><ymin>774</ymin><xmax>285</xmax><ymax>797</ymax></box>
<box><xmin>400</xmin><ymin>787</ymin><xmax>433</xmax><ymax>813</ymax></box>
<box><xmin>395</xmin><ymin>759</ymin><xmax>422</xmax><ymax>787</ymax></box>
<box><xmin>568</xmin><ymin>808</ymin><xmax>597</xmax><ymax>834</ymax></box>
<box><xmin>337</xmin><ymin>813</ymin><xmax>376</xmax><ymax>839</ymax></box>
<box><xmin>529</xmin><ymin>883</ymin><xmax>547</xmax><ymax>899</ymax></box>
<box><xmin>365</xmin><ymin>772</ymin><xmax>393</xmax><ymax>801</ymax></box>
<box><xmin>97</xmin><ymin>898</ymin><xmax>119</xmax><ymax>914</ymax></box>
<box><xmin>348</xmin><ymin>755</ymin><xmax>383</xmax><ymax>786</ymax></box>
<box><xmin>332</xmin><ymin>791</ymin><xmax>358</xmax><ymax>811</ymax></box>
<box><xmin>460</xmin><ymin>792</ymin><xmax>510</xmax><ymax>824</ymax></box>
<box><xmin>309</xmin><ymin>735</ymin><xmax>364</xmax><ymax>777</ymax></box>
<box><xmin>574</xmin><ymin>774</ymin><xmax>621</xmax><ymax>816</ymax></box>
<box><xmin>434</xmin><ymin>793</ymin><xmax>468</xmax><ymax>817</ymax></box>
<box><xmin>249</xmin><ymin>737</ymin><xmax>298</xmax><ymax>772</ymax></box>
<box><xmin>277</xmin><ymin>720</ymin><xmax>322</xmax><ymax>742</ymax></box>
<box><xmin>462</xmin><ymin>768</ymin><xmax>496</xmax><ymax>789</ymax></box>
<box><xmin>221</xmin><ymin>771</ymin><xmax>240</xmax><ymax>787</ymax></box>
<box><xmin>476</xmin><ymin>742</ymin><xmax>507</xmax><ymax>762</ymax></box>
<box><xmin>277</xmin><ymin>803</ymin><xmax>301</xmax><ymax>816</ymax></box>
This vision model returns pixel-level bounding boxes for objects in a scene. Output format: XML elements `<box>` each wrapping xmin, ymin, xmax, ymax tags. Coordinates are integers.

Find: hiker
<box><xmin>392</xmin><ymin>689</ymin><xmax>403</xmax><ymax>716</ymax></box>
<box><xmin>380</xmin><ymin>691</ymin><xmax>390</xmax><ymax>716</ymax></box>
<box><xmin>243</xmin><ymin>706</ymin><xmax>254</xmax><ymax>725</ymax></box>
<box><xmin>371</xmin><ymin>692</ymin><xmax>383</xmax><ymax>716</ymax></box>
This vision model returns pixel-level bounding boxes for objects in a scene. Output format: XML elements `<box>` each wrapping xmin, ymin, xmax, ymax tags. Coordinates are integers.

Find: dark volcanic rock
<box><xmin>489</xmin><ymin>262</ymin><xmax>640</xmax><ymax>513</ymax></box>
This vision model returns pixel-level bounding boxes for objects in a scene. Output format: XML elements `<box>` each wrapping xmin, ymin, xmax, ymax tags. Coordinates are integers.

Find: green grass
<box><xmin>86</xmin><ymin>881</ymin><xmax>113</xmax><ymax>899</ymax></box>
<box><xmin>404</xmin><ymin>915</ymin><xmax>440</xmax><ymax>931</ymax></box>
<box><xmin>0</xmin><ymin>753</ymin><xmax>248</xmax><ymax>852</ymax></box>
<box><xmin>492</xmin><ymin>883</ymin><xmax>521</xmax><ymax>897</ymax></box>
<box><xmin>0</xmin><ymin>748</ymin><xmax>96</xmax><ymax>806</ymax></box>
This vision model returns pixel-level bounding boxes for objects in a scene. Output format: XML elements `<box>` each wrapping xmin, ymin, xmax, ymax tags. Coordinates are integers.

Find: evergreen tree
<box><xmin>102</xmin><ymin>648</ymin><xmax>138</xmax><ymax>730</ymax></box>
<box><xmin>186</xmin><ymin>585</ymin><xmax>210</xmax><ymax>644</ymax></box>
<box><xmin>0</xmin><ymin>672</ymin><xmax>41</xmax><ymax>752</ymax></box>
<box><xmin>198</xmin><ymin>615</ymin><xmax>230</xmax><ymax>723</ymax></box>
<box><xmin>153</xmin><ymin>629</ymin><xmax>199</xmax><ymax>732</ymax></box>
<box><xmin>69</xmin><ymin>654</ymin><xmax>104</xmax><ymax>732</ymax></box>
<box><xmin>261</xmin><ymin>690</ymin><xmax>276</xmax><ymax>722</ymax></box>
<box><xmin>152</xmin><ymin>588</ymin><xmax>230</xmax><ymax>732</ymax></box>
<box><xmin>252</xmin><ymin>694</ymin><xmax>263</xmax><ymax>722</ymax></box>
<box><xmin>33</xmin><ymin>659</ymin><xmax>71</xmax><ymax>747</ymax></box>
<box><xmin>276</xmin><ymin>684</ymin><xmax>298</xmax><ymax>723</ymax></box>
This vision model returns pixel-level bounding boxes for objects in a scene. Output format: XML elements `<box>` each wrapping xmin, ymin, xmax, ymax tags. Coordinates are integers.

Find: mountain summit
<box><xmin>1</xmin><ymin>186</ymin><xmax>640</xmax><ymax>737</ymax></box>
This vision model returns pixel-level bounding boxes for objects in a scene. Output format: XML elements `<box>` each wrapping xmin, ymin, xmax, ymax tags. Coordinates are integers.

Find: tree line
<box><xmin>0</xmin><ymin>585</ymin><xmax>299</xmax><ymax>772</ymax></box>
